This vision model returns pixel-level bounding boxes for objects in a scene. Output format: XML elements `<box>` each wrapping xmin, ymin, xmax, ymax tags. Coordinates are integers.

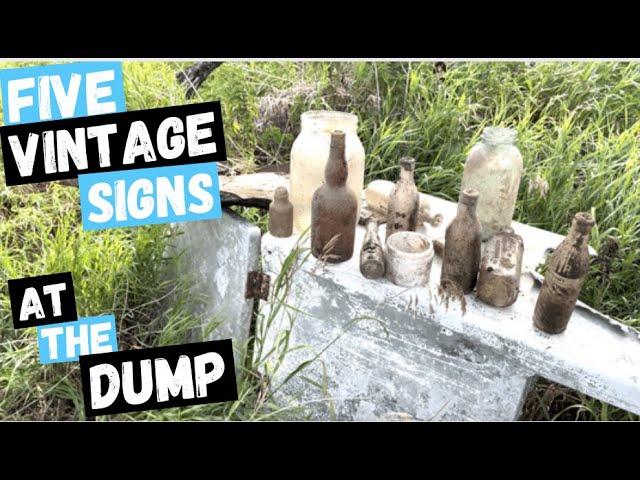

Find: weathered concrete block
<box><xmin>169</xmin><ymin>211</ymin><xmax>261</xmax><ymax>352</ymax></box>
<box><xmin>259</xmin><ymin>194</ymin><xmax>640</xmax><ymax>421</ymax></box>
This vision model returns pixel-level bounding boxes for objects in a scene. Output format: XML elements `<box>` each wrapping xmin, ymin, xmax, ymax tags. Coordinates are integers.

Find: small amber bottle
<box><xmin>268</xmin><ymin>186</ymin><xmax>293</xmax><ymax>238</ymax></box>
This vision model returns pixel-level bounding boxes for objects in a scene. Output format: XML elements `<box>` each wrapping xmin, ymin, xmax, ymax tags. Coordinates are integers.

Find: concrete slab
<box><xmin>259</xmin><ymin>194</ymin><xmax>640</xmax><ymax>420</ymax></box>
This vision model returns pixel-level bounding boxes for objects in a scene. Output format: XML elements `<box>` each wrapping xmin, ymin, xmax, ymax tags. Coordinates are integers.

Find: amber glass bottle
<box><xmin>533</xmin><ymin>212</ymin><xmax>595</xmax><ymax>334</ymax></box>
<box><xmin>440</xmin><ymin>189</ymin><xmax>482</xmax><ymax>294</ymax></box>
<box><xmin>311</xmin><ymin>131</ymin><xmax>359</xmax><ymax>262</ymax></box>
<box><xmin>385</xmin><ymin>157</ymin><xmax>420</xmax><ymax>241</ymax></box>
<box><xmin>268</xmin><ymin>186</ymin><xmax>293</xmax><ymax>237</ymax></box>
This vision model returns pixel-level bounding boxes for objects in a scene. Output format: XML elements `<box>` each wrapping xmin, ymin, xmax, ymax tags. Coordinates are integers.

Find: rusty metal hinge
<box><xmin>245</xmin><ymin>271</ymin><xmax>270</xmax><ymax>301</ymax></box>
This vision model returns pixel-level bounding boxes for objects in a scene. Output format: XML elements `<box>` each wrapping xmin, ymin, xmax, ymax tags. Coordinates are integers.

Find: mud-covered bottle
<box><xmin>311</xmin><ymin>131</ymin><xmax>358</xmax><ymax>262</ymax></box>
<box><xmin>360</xmin><ymin>218</ymin><xmax>385</xmax><ymax>279</ymax></box>
<box><xmin>385</xmin><ymin>157</ymin><xmax>419</xmax><ymax>241</ymax></box>
<box><xmin>533</xmin><ymin>212</ymin><xmax>595</xmax><ymax>334</ymax></box>
<box><xmin>440</xmin><ymin>189</ymin><xmax>482</xmax><ymax>294</ymax></box>
<box><xmin>268</xmin><ymin>186</ymin><xmax>293</xmax><ymax>237</ymax></box>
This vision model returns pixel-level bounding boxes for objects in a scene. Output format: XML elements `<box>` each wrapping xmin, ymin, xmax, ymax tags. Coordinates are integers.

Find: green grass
<box><xmin>1</xmin><ymin>60</ymin><xmax>639</xmax><ymax>420</ymax></box>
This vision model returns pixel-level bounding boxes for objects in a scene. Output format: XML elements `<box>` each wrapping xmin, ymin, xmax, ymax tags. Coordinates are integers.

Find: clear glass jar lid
<box><xmin>481</xmin><ymin>127</ymin><xmax>517</xmax><ymax>146</ymax></box>
<box><xmin>300</xmin><ymin>110</ymin><xmax>358</xmax><ymax>133</ymax></box>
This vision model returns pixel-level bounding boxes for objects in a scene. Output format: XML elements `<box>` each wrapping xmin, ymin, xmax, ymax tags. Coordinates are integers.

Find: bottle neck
<box><xmin>399</xmin><ymin>165</ymin><xmax>415</xmax><ymax>184</ymax></box>
<box><xmin>457</xmin><ymin>202</ymin><xmax>477</xmax><ymax>218</ymax></box>
<box><xmin>325</xmin><ymin>138</ymin><xmax>348</xmax><ymax>187</ymax></box>
<box><xmin>567</xmin><ymin>226</ymin><xmax>592</xmax><ymax>249</ymax></box>
<box><xmin>365</xmin><ymin>219</ymin><xmax>378</xmax><ymax>237</ymax></box>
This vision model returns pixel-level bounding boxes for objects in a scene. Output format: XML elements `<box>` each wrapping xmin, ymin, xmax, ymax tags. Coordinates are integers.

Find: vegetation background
<box><xmin>0</xmin><ymin>61</ymin><xmax>638</xmax><ymax>420</ymax></box>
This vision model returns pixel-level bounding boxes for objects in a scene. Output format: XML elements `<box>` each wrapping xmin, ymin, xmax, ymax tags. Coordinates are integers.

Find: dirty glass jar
<box><xmin>290</xmin><ymin>111</ymin><xmax>365</xmax><ymax>233</ymax></box>
<box><xmin>461</xmin><ymin>127</ymin><xmax>523</xmax><ymax>240</ymax></box>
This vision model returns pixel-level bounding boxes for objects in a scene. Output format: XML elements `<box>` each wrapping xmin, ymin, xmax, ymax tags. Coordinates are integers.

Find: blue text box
<box><xmin>78</xmin><ymin>162</ymin><xmax>222</xmax><ymax>230</ymax></box>
<box><xmin>0</xmin><ymin>62</ymin><xmax>125</xmax><ymax>125</ymax></box>
<box><xmin>37</xmin><ymin>314</ymin><xmax>118</xmax><ymax>364</ymax></box>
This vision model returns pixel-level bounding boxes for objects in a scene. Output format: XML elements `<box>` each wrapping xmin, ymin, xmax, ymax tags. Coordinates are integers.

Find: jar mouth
<box><xmin>481</xmin><ymin>127</ymin><xmax>517</xmax><ymax>146</ymax></box>
<box><xmin>387</xmin><ymin>231</ymin><xmax>433</xmax><ymax>256</ymax></box>
<box><xmin>301</xmin><ymin>110</ymin><xmax>358</xmax><ymax>132</ymax></box>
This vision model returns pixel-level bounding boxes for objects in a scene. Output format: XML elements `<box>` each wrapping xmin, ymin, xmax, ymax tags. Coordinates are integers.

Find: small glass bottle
<box><xmin>385</xmin><ymin>157</ymin><xmax>420</xmax><ymax>241</ymax></box>
<box><xmin>440</xmin><ymin>189</ymin><xmax>482</xmax><ymax>294</ymax></box>
<box><xmin>311</xmin><ymin>131</ymin><xmax>359</xmax><ymax>263</ymax></box>
<box><xmin>268</xmin><ymin>186</ymin><xmax>293</xmax><ymax>238</ymax></box>
<box><xmin>461</xmin><ymin>127</ymin><xmax>523</xmax><ymax>240</ymax></box>
<box><xmin>533</xmin><ymin>212</ymin><xmax>595</xmax><ymax>334</ymax></box>
<box><xmin>360</xmin><ymin>218</ymin><xmax>385</xmax><ymax>279</ymax></box>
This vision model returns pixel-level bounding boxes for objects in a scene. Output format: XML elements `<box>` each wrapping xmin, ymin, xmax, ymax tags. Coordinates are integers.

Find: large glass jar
<box><xmin>290</xmin><ymin>111</ymin><xmax>366</xmax><ymax>233</ymax></box>
<box><xmin>461</xmin><ymin>127</ymin><xmax>523</xmax><ymax>240</ymax></box>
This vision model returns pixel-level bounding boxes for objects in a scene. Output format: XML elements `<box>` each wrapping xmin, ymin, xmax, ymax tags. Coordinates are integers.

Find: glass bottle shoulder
<box><xmin>466</xmin><ymin>142</ymin><xmax>523</xmax><ymax>172</ymax></box>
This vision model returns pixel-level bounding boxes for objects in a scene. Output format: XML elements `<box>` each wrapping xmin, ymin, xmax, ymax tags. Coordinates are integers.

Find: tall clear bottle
<box><xmin>385</xmin><ymin>157</ymin><xmax>420</xmax><ymax>241</ymax></box>
<box><xmin>533</xmin><ymin>212</ymin><xmax>595</xmax><ymax>334</ymax></box>
<box><xmin>290</xmin><ymin>111</ymin><xmax>365</xmax><ymax>233</ymax></box>
<box><xmin>440</xmin><ymin>189</ymin><xmax>482</xmax><ymax>293</ymax></box>
<box><xmin>461</xmin><ymin>127</ymin><xmax>523</xmax><ymax>240</ymax></box>
<box><xmin>311</xmin><ymin>131</ymin><xmax>358</xmax><ymax>263</ymax></box>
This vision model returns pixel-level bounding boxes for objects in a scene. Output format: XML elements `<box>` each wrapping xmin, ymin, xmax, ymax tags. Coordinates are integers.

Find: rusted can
<box><xmin>476</xmin><ymin>228</ymin><xmax>524</xmax><ymax>307</ymax></box>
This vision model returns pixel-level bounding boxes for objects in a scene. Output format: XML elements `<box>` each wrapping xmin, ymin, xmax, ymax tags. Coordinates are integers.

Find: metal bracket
<box><xmin>245</xmin><ymin>271</ymin><xmax>270</xmax><ymax>301</ymax></box>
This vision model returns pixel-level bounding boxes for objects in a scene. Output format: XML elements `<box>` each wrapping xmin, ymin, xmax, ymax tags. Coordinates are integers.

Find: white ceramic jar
<box><xmin>461</xmin><ymin>127</ymin><xmax>523</xmax><ymax>240</ymax></box>
<box><xmin>290</xmin><ymin>111</ymin><xmax>366</xmax><ymax>233</ymax></box>
<box><xmin>385</xmin><ymin>231</ymin><xmax>435</xmax><ymax>287</ymax></box>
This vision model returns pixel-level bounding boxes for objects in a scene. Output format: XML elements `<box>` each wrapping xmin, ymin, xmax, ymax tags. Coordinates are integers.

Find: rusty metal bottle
<box><xmin>440</xmin><ymin>189</ymin><xmax>482</xmax><ymax>294</ymax></box>
<box><xmin>360</xmin><ymin>218</ymin><xmax>385</xmax><ymax>278</ymax></box>
<box><xmin>311</xmin><ymin>131</ymin><xmax>358</xmax><ymax>262</ymax></box>
<box><xmin>385</xmin><ymin>157</ymin><xmax>420</xmax><ymax>241</ymax></box>
<box><xmin>268</xmin><ymin>186</ymin><xmax>293</xmax><ymax>237</ymax></box>
<box><xmin>533</xmin><ymin>212</ymin><xmax>595</xmax><ymax>334</ymax></box>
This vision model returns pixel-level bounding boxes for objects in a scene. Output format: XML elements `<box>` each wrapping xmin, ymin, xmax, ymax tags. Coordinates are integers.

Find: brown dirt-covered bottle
<box><xmin>311</xmin><ymin>131</ymin><xmax>358</xmax><ymax>262</ymax></box>
<box><xmin>385</xmin><ymin>157</ymin><xmax>420</xmax><ymax>241</ymax></box>
<box><xmin>268</xmin><ymin>186</ymin><xmax>293</xmax><ymax>237</ymax></box>
<box><xmin>440</xmin><ymin>189</ymin><xmax>482</xmax><ymax>294</ymax></box>
<box><xmin>360</xmin><ymin>218</ymin><xmax>385</xmax><ymax>279</ymax></box>
<box><xmin>533</xmin><ymin>212</ymin><xmax>595</xmax><ymax>334</ymax></box>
